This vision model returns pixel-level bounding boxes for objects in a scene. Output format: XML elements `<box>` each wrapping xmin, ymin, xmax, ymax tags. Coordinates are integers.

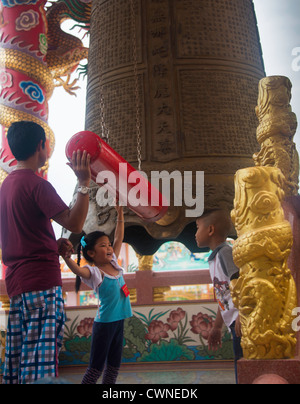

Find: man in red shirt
<box><xmin>0</xmin><ymin>121</ymin><xmax>91</xmax><ymax>384</ymax></box>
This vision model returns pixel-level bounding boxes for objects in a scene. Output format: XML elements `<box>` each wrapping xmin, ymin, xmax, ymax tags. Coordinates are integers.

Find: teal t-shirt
<box><xmin>82</xmin><ymin>255</ymin><xmax>132</xmax><ymax>323</ymax></box>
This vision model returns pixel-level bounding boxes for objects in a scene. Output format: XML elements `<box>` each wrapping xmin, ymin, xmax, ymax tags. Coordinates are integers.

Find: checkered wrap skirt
<box><xmin>2</xmin><ymin>287</ymin><xmax>65</xmax><ymax>384</ymax></box>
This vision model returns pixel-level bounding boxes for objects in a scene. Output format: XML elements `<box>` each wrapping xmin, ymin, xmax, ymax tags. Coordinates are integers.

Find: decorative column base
<box><xmin>238</xmin><ymin>358</ymin><xmax>300</xmax><ymax>384</ymax></box>
<box><xmin>128</xmin><ymin>288</ymin><xmax>137</xmax><ymax>304</ymax></box>
<box><xmin>153</xmin><ymin>286</ymin><xmax>171</xmax><ymax>302</ymax></box>
<box><xmin>0</xmin><ymin>295</ymin><xmax>9</xmax><ymax>310</ymax></box>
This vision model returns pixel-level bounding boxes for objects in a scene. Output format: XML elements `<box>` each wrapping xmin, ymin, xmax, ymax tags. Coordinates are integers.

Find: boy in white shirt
<box><xmin>195</xmin><ymin>210</ymin><xmax>243</xmax><ymax>383</ymax></box>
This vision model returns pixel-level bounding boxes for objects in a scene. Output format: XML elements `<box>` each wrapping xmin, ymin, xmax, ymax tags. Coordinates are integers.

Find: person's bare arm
<box><xmin>208</xmin><ymin>307</ymin><xmax>224</xmax><ymax>351</ymax></box>
<box><xmin>113</xmin><ymin>205</ymin><xmax>124</xmax><ymax>258</ymax></box>
<box><xmin>53</xmin><ymin>150</ymin><xmax>91</xmax><ymax>233</ymax></box>
<box><xmin>63</xmin><ymin>256</ymin><xmax>91</xmax><ymax>280</ymax></box>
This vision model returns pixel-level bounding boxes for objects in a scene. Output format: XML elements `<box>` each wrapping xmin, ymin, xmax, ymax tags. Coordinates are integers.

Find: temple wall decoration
<box><xmin>59</xmin><ymin>303</ymin><xmax>235</xmax><ymax>368</ymax></box>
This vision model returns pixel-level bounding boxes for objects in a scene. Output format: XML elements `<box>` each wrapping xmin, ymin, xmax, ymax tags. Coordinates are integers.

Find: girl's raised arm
<box><xmin>113</xmin><ymin>204</ymin><xmax>124</xmax><ymax>258</ymax></box>
<box><xmin>64</xmin><ymin>257</ymin><xmax>91</xmax><ymax>280</ymax></box>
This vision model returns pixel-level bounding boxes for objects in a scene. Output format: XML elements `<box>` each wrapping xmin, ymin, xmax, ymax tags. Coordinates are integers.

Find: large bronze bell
<box><xmin>74</xmin><ymin>0</ymin><xmax>265</xmax><ymax>255</ymax></box>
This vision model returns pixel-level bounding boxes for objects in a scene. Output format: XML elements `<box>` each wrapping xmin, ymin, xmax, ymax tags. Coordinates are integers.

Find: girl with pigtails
<box><xmin>62</xmin><ymin>205</ymin><xmax>132</xmax><ymax>384</ymax></box>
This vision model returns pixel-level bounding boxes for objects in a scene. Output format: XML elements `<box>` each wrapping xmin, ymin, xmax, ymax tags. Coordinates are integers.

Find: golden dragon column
<box><xmin>231</xmin><ymin>76</ymin><xmax>299</xmax><ymax>360</ymax></box>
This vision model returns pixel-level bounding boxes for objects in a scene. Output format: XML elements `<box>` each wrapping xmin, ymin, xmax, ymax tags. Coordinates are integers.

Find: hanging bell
<box><xmin>67</xmin><ymin>0</ymin><xmax>265</xmax><ymax>255</ymax></box>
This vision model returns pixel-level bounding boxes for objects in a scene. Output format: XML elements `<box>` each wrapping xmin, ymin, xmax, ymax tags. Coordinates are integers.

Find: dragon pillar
<box><xmin>230</xmin><ymin>76</ymin><xmax>299</xmax><ymax>360</ymax></box>
<box><xmin>0</xmin><ymin>0</ymin><xmax>89</xmax><ymax>282</ymax></box>
<box><xmin>0</xmin><ymin>0</ymin><xmax>55</xmax><ymax>181</ymax></box>
<box><xmin>0</xmin><ymin>0</ymin><xmax>90</xmax><ymax>182</ymax></box>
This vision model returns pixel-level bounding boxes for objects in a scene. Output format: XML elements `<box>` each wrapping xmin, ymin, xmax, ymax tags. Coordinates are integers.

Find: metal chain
<box><xmin>100</xmin><ymin>88</ymin><xmax>109</xmax><ymax>144</ymax></box>
<box><xmin>99</xmin><ymin>85</ymin><xmax>109</xmax><ymax>142</ymax></box>
<box><xmin>130</xmin><ymin>0</ymin><xmax>142</xmax><ymax>171</ymax></box>
<box><xmin>98</xmin><ymin>19</ymin><xmax>109</xmax><ymax>144</ymax></box>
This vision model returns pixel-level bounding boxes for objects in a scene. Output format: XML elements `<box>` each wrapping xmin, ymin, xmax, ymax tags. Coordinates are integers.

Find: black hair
<box><xmin>75</xmin><ymin>231</ymin><xmax>108</xmax><ymax>293</ymax></box>
<box><xmin>7</xmin><ymin>121</ymin><xmax>46</xmax><ymax>161</ymax></box>
<box><xmin>197</xmin><ymin>209</ymin><xmax>232</xmax><ymax>239</ymax></box>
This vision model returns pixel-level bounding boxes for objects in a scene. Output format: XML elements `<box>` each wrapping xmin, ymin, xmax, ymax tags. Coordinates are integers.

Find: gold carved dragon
<box><xmin>231</xmin><ymin>76</ymin><xmax>299</xmax><ymax>360</ymax></box>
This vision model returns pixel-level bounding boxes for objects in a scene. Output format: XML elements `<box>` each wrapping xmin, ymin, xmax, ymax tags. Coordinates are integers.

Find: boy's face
<box><xmin>195</xmin><ymin>217</ymin><xmax>211</xmax><ymax>248</ymax></box>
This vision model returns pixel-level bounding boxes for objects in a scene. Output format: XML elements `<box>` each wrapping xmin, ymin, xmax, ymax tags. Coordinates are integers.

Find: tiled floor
<box><xmin>59</xmin><ymin>363</ymin><xmax>236</xmax><ymax>385</ymax></box>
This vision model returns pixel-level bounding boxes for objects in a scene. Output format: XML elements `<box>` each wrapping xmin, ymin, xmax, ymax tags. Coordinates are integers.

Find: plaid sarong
<box><xmin>2</xmin><ymin>286</ymin><xmax>65</xmax><ymax>384</ymax></box>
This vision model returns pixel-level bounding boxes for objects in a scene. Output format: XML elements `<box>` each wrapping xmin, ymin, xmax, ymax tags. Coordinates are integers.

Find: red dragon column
<box><xmin>0</xmin><ymin>0</ymin><xmax>90</xmax><ymax>281</ymax></box>
<box><xmin>0</xmin><ymin>0</ymin><xmax>54</xmax><ymax>180</ymax></box>
<box><xmin>0</xmin><ymin>0</ymin><xmax>90</xmax><ymax>182</ymax></box>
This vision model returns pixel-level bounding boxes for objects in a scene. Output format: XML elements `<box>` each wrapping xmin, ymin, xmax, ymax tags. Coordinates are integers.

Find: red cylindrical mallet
<box><xmin>65</xmin><ymin>131</ymin><xmax>168</xmax><ymax>222</ymax></box>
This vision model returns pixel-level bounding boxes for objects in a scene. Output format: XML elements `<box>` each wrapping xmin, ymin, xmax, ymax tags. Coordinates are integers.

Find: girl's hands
<box><xmin>113</xmin><ymin>202</ymin><xmax>124</xmax><ymax>258</ymax></box>
<box><xmin>57</xmin><ymin>238</ymin><xmax>74</xmax><ymax>258</ymax></box>
<box><xmin>115</xmin><ymin>202</ymin><xmax>124</xmax><ymax>217</ymax></box>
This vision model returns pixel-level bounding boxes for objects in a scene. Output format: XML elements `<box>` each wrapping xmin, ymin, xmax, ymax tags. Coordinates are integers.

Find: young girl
<box><xmin>62</xmin><ymin>206</ymin><xmax>132</xmax><ymax>384</ymax></box>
